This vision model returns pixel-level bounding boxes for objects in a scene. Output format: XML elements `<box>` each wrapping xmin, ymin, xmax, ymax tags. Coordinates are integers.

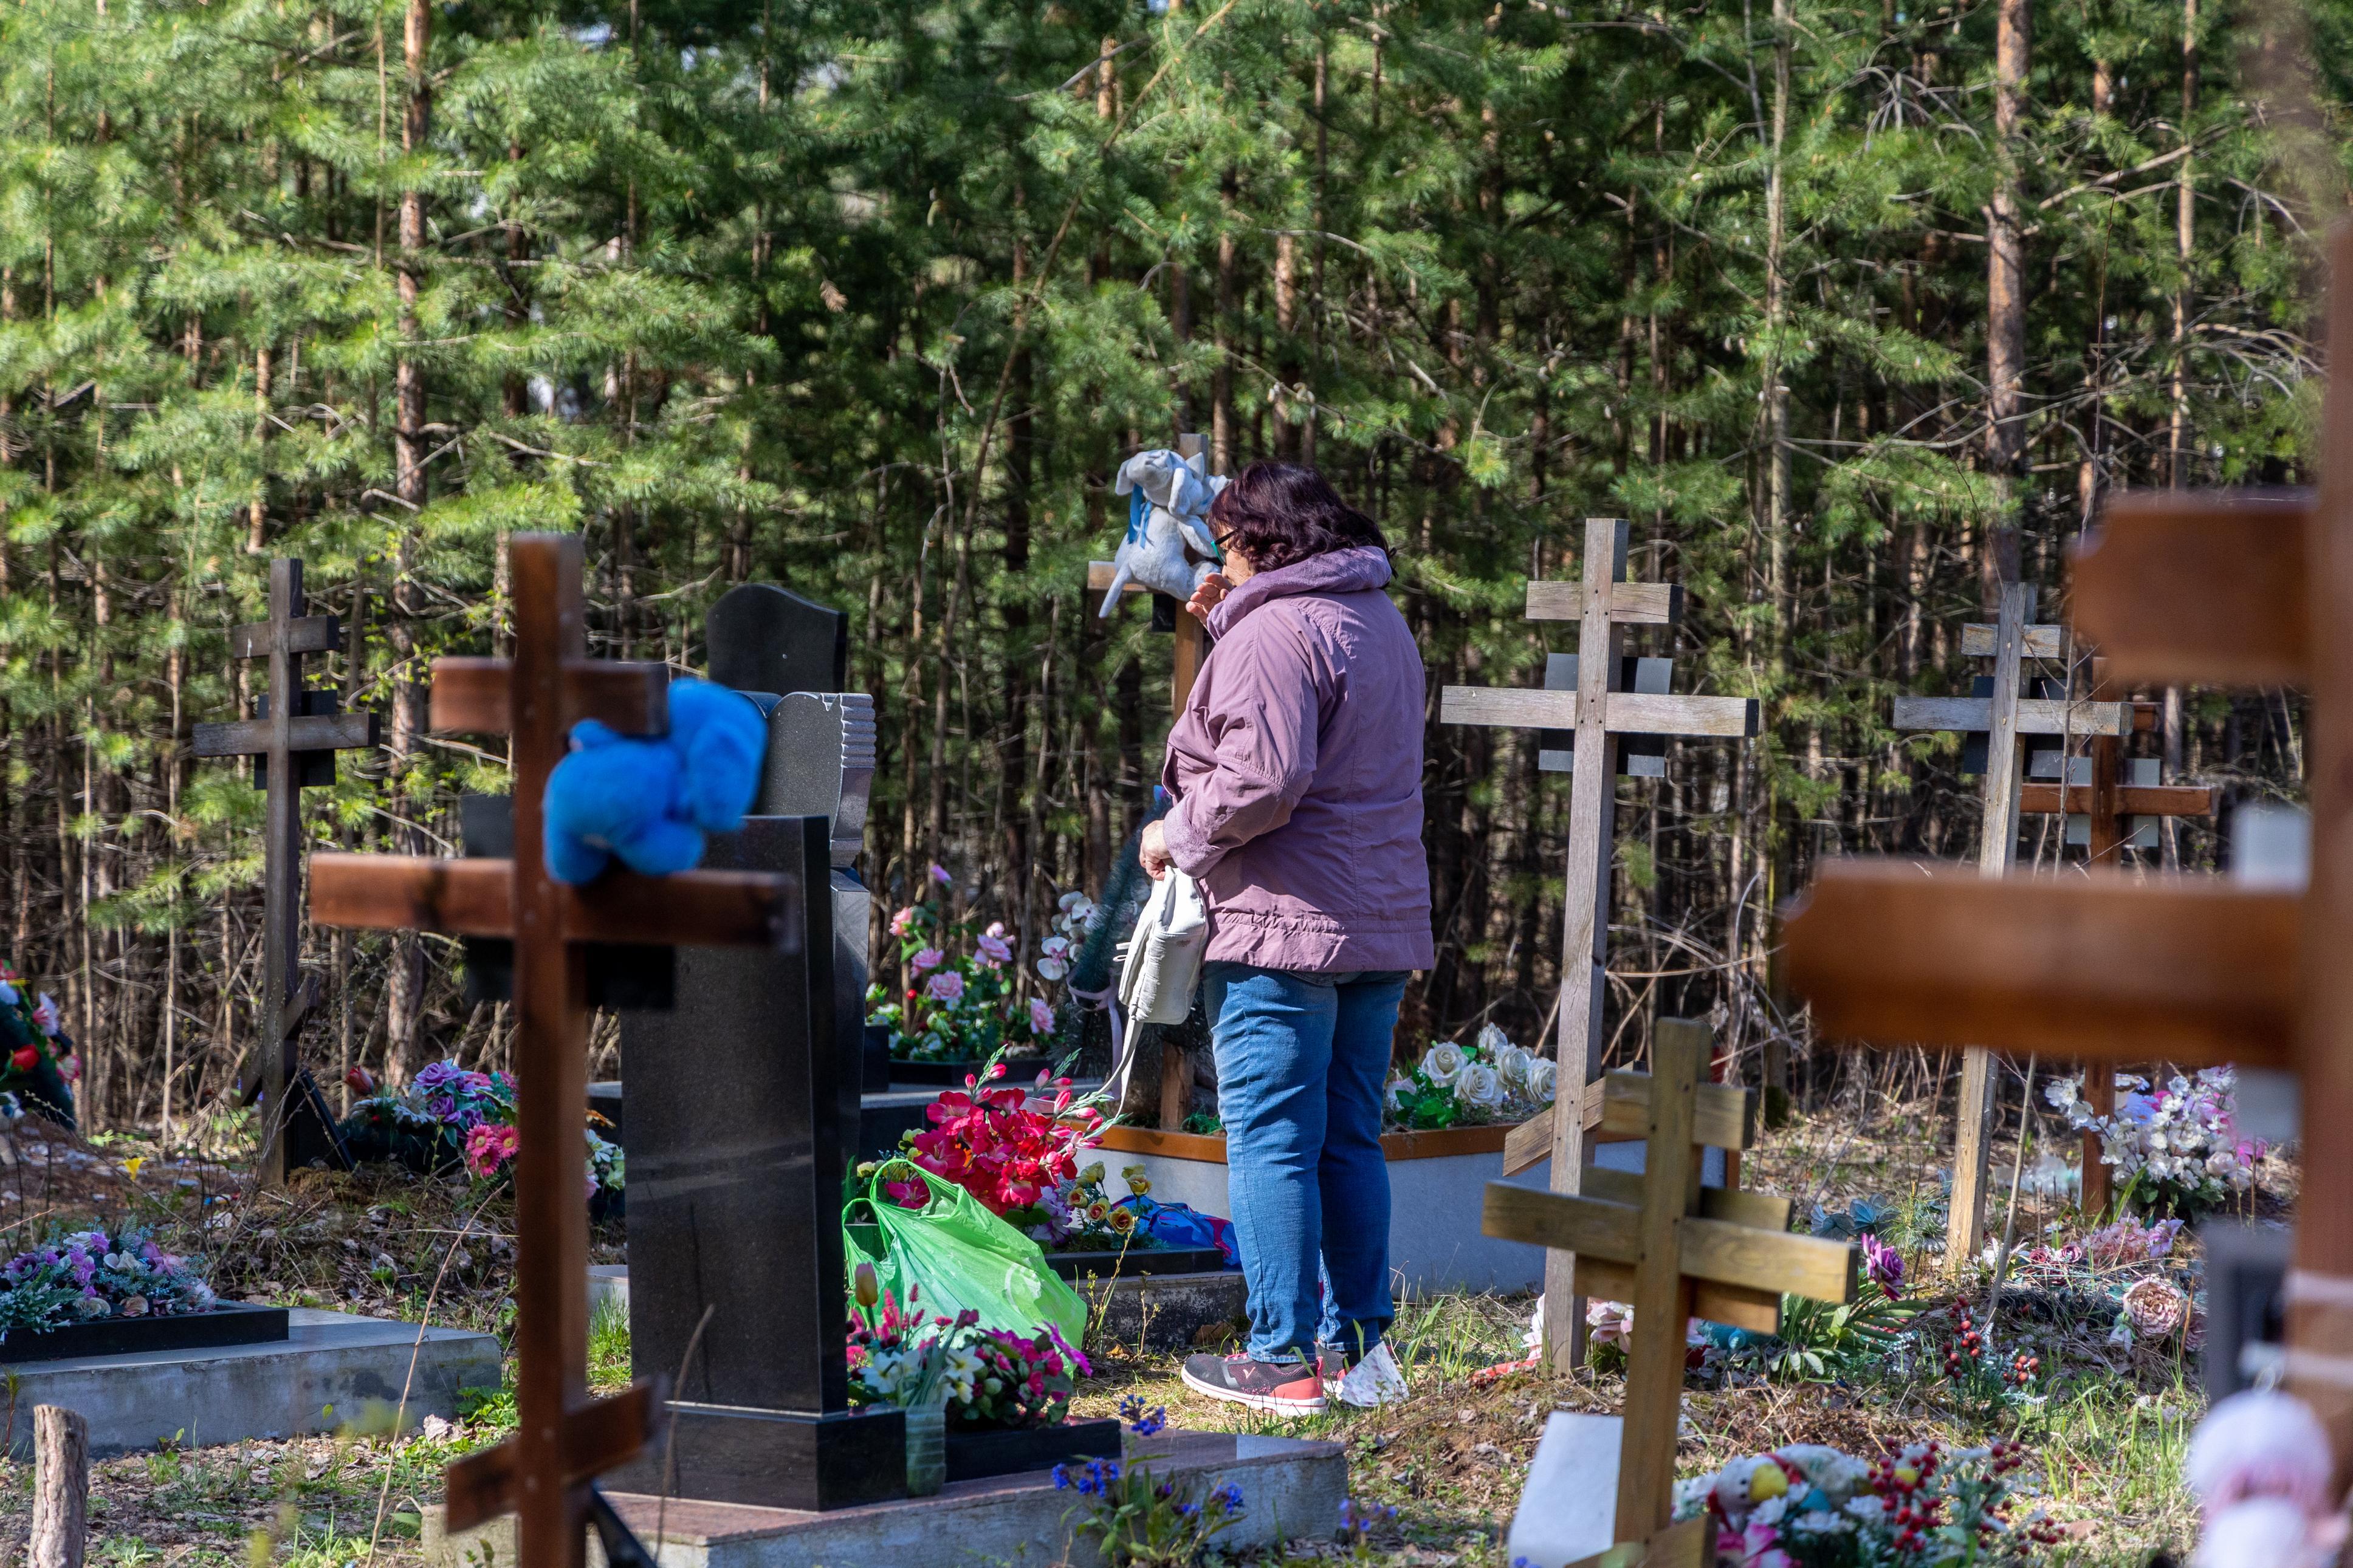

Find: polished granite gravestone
<box><xmin>0</xmin><ymin>1307</ymin><xmax>498</xmax><ymax>1458</ymax></box>
<box><xmin>610</xmin><ymin>814</ymin><xmax>902</xmax><ymax>1511</ymax></box>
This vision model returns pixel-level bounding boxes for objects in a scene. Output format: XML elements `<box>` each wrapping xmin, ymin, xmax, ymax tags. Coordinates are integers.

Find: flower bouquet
<box><xmin>0</xmin><ymin>965</ymin><xmax>76</xmax><ymax>1129</ymax></box>
<box><xmin>1677</xmin><ymin>1439</ymin><xmax>2062</xmax><ymax>1565</ymax></box>
<box><xmin>2046</xmin><ymin>1067</ymin><xmax>2262</xmax><ymax>1219</ymax></box>
<box><xmin>1383</xmin><ymin>1024</ymin><xmax>1556</xmax><ymax>1132</ymax></box>
<box><xmin>867</xmin><ymin>870</ymin><xmax>1077</xmax><ymax>1066</ymax></box>
<box><xmin>0</xmin><ymin>1226</ymin><xmax>219</xmax><ymax>1344</ymax></box>
<box><xmin>339</xmin><ymin>1060</ymin><xmax>624</xmax><ymax>1214</ymax></box>
<box><xmin>887</xmin><ymin>1060</ymin><xmax>1107</xmax><ymax>1229</ymax></box>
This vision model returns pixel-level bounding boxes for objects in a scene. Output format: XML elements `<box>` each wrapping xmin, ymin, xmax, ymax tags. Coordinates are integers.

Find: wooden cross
<box><xmin>1485</xmin><ymin>1019</ymin><xmax>1856</xmax><ymax>1560</ymax></box>
<box><xmin>1440</xmin><ymin>518</ymin><xmax>1760</xmax><ymax>1367</ymax></box>
<box><xmin>1090</xmin><ymin>432</ymin><xmax>1212</xmax><ymax>1131</ymax></box>
<box><xmin>2014</xmin><ymin>662</ymin><xmax>2216</xmax><ymax>1214</ymax></box>
<box><xmin>191</xmin><ymin>558</ymin><xmax>380</xmax><ymax>1185</ymax></box>
<box><xmin>306</xmin><ymin>535</ymin><xmax>802</xmax><ymax>1568</ymax></box>
<box><xmin>1888</xmin><ymin>586</ymin><xmax>2137</xmax><ymax>1269</ymax></box>
<box><xmin>1783</xmin><ymin>221</ymin><xmax>2353</xmax><ymax>1488</ymax></box>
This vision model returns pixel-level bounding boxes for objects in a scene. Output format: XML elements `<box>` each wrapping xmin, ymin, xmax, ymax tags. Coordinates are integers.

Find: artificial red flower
<box><xmin>9</xmin><ymin>1047</ymin><xmax>36</xmax><ymax>1073</ymax></box>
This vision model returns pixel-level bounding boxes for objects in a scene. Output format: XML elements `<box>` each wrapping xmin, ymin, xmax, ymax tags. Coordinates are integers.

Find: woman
<box><xmin>1138</xmin><ymin>460</ymin><xmax>1432</xmax><ymax>1414</ymax></box>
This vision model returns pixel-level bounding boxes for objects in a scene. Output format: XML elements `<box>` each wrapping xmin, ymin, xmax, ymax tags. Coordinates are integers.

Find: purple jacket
<box><xmin>1160</xmin><ymin>546</ymin><xmax>1435</xmax><ymax>974</ymax></box>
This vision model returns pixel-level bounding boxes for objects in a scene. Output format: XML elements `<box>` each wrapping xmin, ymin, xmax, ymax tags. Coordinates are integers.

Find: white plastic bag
<box><xmin>1118</xmin><ymin>868</ymin><xmax>1209</xmax><ymax>1027</ymax></box>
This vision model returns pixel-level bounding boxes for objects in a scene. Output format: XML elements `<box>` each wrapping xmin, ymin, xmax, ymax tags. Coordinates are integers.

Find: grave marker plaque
<box><xmin>608</xmin><ymin>586</ymin><xmax>901</xmax><ymax>1512</ymax></box>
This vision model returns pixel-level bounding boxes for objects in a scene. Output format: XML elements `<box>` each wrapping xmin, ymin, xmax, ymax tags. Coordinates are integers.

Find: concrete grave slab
<box><xmin>0</xmin><ymin>1306</ymin><xmax>500</xmax><ymax>1458</ymax></box>
<box><xmin>426</xmin><ymin>1429</ymin><xmax>1346</xmax><ymax>1568</ymax></box>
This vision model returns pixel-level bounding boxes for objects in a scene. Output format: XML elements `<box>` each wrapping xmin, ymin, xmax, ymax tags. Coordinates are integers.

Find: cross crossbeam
<box><xmin>191</xmin><ymin>558</ymin><xmax>381</xmax><ymax>1183</ymax></box>
<box><xmin>1785</xmin><ymin>223</ymin><xmax>2353</xmax><ymax>1487</ymax></box>
<box><xmin>1486</xmin><ymin>1020</ymin><xmax>1853</xmax><ymax>1550</ymax></box>
<box><xmin>1440</xmin><ymin>519</ymin><xmax>1761</xmax><ymax>1370</ymax></box>
<box><xmin>307</xmin><ymin>535</ymin><xmax>801</xmax><ymax>1567</ymax></box>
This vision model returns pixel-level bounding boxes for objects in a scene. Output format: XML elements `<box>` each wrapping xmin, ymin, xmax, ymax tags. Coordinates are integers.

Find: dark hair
<box><xmin>1206</xmin><ymin>462</ymin><xmax>1389</xmax><ymax>573</ymax></box>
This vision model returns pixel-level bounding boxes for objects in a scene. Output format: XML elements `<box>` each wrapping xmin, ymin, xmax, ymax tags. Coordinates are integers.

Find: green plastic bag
<box><xmin>845</xmin><ymin>1162</ymin><xmax>1088</xmax><ymax>1346</ymax></box>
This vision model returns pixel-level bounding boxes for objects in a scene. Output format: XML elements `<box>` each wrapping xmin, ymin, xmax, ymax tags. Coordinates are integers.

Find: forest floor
<box><xmin>0</xmin><ymin>1092</ymin><xmax>2256</xmax><ymax>1568</ymax></box>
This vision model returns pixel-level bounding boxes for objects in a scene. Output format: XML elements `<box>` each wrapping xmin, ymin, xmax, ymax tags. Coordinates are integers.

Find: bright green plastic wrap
<box><xmin>845</xmin><ymin>1162</ymin><xmax>1088</xmax><ymax>1345</ymax></box>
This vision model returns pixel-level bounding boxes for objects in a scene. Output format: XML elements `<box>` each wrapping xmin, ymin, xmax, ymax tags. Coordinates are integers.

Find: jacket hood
<box><xmin>1207</xmin><ymin>546</ymin><xmax>1394</xmax><ymax>640</ymax></box>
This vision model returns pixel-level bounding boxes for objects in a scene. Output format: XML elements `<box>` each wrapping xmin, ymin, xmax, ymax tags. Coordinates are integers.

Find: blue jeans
<box><xmin>1204</xmin><ymin>962</ymin><xmax>1408</xmax><ymax>1363</ymax></box>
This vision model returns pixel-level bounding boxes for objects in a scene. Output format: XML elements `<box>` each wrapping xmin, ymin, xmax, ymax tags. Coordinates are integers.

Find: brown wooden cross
<box><xmin>1089</xmin><ymin>432</ymin><xmax>1212</xmax><ymax>1130</ymax></box>
<box><xmin>307</xmin><ymin>534</ymin><xmax>801</xmax><ymax>1568</ymax></box>
<box><xmin>2012</xmin><ymin>659</ymin><xmax>2216</xmax><ymax>1214</ymax></box>
<box><xmin>1888</xmin><ymin>584</ymin><xmax>2141</xmax><ymax>1269</ymax></box>
<box><xmin>1442</xmin><ymin>518</ymin><xmax>1760</xmax><ymax>1366</ymax></box>
<box><xmin>1485</xmin><ymin>1019</ymin><xmax>1856</xmax><ymax>1559</ymax></box>
<box><xmin>1784</xmin><ymin>224</ymin><xmax>2353</xmax><ymax>1484</ymax></box>
<box><xmin>191</xmin><ymin>558</ymin><xmax>380</xmax><ymax>1185</ymax></box>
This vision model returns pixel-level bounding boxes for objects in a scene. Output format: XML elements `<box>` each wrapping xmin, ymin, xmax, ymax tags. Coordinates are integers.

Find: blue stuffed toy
<box><xmin>542</xmin><ymin>677</ymin><xmax>766</xmax><ymax>885</ymax></box>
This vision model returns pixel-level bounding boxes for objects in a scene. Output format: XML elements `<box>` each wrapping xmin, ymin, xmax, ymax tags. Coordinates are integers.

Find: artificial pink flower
<box><xmin>30</xmin><ymin>995</ymin><xmax>58</xmax><ymax>1038</ymax></box>
<box><xmin>910</xmin><ymin>947</ymin><xmax>944</xmax><ymax>975</ymax></box>
<box><xmin>926</xmin><ymin>971</ymin><xmax>966</xmax><ymax>1004</ymax></box>
<box><xmin>1029</xmin><ymin>998</ymin><xmax>1057</xmax><ymax>1038</ymax></box>
<box><xmin>463</xmin><ymin>1123</ymin><xmax>520</xmax><ymax>1180</ymax></box>
<box><xmin>890</xmin><ymin>907</ymin><xmax>919</xmax><ymax>937</ymax></box>
<box><xmin>976</xmin><ymin>933</ymin><xmax>1013</xmax><ymax>966</ymax></box>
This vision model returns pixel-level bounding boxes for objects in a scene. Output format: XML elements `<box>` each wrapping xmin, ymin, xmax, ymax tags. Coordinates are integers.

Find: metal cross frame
<box><xmin>1785</xmin><ymin>224</ymin><xmax>2353</xmax><ymax>1488</ymax></box>
<box><xmin>191</xmin><ymin>557</ymin><xmax>380</xmax><ymax>1185</ymax></box>
<box><xmin>306</xmin><ymin>534</ymin><xmax>802</xmax><ymax>1568</ymax></box>
<box><xmin>1440</xmin><ymin>518</ymin><xmax>1760</xmax><ymax>1368</ymax></box>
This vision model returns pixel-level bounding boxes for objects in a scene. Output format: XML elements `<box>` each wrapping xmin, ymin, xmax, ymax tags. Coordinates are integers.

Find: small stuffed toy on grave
<box><xmin>541</xmin><ymin>676</ymin><xmax>767</xmax><ymax>883</ymax></box>
<box><xmin>1097</xmin><ymin>447</ymin><xmax>1225</xmax><ymax>612</ymax></box>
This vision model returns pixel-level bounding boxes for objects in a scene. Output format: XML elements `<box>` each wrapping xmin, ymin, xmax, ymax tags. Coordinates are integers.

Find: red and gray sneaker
<box><xmin>1180</xmin><ymin>1352</ymin><xmax>1328</xmax><ymax>1414</ymax></box>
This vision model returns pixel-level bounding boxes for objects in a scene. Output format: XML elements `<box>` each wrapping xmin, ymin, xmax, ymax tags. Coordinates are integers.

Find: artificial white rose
<box><xmin>1420</xmin><ymin>1041</ymin><xmax>1468</xmax><ymax>1086</ymax></box>
<box><xmin>1494</xmin><ymin>1045</ymin><xmax>1531</xmax><ymax>1089</ymax></box>
<box><xmin>1524</xmin><ymin>1059</ymin><xmax>1558</xmax><ymax>1105</ymax></box>
<box><xmin>1384</xmin><ymin>1077</ymin><xmax>1417</xmax><ymax>1113</ymax></box>
<box><xmin>1457</xmin><ymin>1064</ymin><xmax>1505</xmax><ymax>1112</ymax></box>
<box><xmin>1476</xmin><ymin>1022</ymin><xmax>1510</xmax><ymax>1058</ymax></box>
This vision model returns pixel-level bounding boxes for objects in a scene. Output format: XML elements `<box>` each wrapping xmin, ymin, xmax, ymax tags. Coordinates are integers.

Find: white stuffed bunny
<box><xmin>1099</xmin><ymin>448</ymin><xmax>1228</xmax><ymax>615</ymax></box>
<box><xmin>2187</xmin><ymin>1389</ymin><xmax>2348</xmax><ymax>1568</ymax></box>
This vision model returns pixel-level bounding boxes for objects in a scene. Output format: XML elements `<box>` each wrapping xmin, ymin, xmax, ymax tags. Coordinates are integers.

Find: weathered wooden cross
<box><xmin>307</xmin><ymin>535</ymin><xmax>802</xmax><ymax>1568</ymax></box>
<box><xmin>1485</xmin><ymin>1019</ymin><xmax>1857</xmax><ymax>1561</ymax></box>
<box><xmin>1784</xmin><ymin>223</ymin><xmax>2353</xmax><ymax>1485</ymax></box>
<box><xmin>191</xmin><ymin>557</ymin><xmax>380</xmax><ymax>1185</ymax></box>
<box><xmin>1888</xmin><ymin>586</ymin><xmax>2137</xmax><ymax>1268</ymax></box>
<box><xmin>2015</xmin><ymin>661</ymin><xmax>2216</xmax><ymax>1214</ymax></box>
<box><xmin>1441</xmin><ymin>518</ymin><xmax>1760</xmax><ymax>1366</ymax></box>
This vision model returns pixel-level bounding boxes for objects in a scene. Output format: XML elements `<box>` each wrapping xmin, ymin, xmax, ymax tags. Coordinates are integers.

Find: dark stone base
<box><xmin>1046</xmin><ymin>1245</ymin><xmax>1227</xmax><ymax>1281</ymax></box>
<box><xmin>944</xmin><ymin>1417</ymin><xmax>1122</xmax><ymax>1483</ymax></box>
<box><xmin>608</xmin><ymin>1402</ymin><xmax>907</xmax><ymax>1511</ymax></box>
<box><xmin>0</xmin><ymin>1302</ymin><xmax>290</xmax><ymax>1365</ymax></box>
<box><xmin>887</xmin><ymin>1056</ymin><xmax>1048</xmax><ymax>1087</ymax></box>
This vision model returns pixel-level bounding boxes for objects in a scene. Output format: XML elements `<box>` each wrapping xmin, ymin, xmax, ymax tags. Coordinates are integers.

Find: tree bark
<box><xmin>1985</xmin><ymin>0</ymin><xmax>2031</xmax><ymax>596</ymax></box>
<box><xmin>30</xmin><ymin>1405</ymin><xmax>87</xmax><ymax>1568</ymax></box>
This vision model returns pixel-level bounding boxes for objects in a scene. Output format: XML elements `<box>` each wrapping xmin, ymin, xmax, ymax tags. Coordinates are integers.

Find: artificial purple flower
<box><xmin>414</xmin><ymin>1061</ymin><xmax>464</xmax><ymax>1095</ymax></box>
<box><xmin>1861</xmin><ymin>1232</ymin><xmax>1904</xmax><ymax>1298</ymax></box>
<box><xmin>929</xmin><ymin>863</ymin><xmax>953</xmax><ymax>886</ymax></box>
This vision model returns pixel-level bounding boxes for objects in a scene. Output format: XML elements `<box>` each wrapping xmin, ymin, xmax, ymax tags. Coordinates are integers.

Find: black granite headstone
<box><xmin>707</xmin><ymin>583</ymin><xmax>848</xmax><ymax>697</ymax></box>
<box><xmin>610</xmin><ymin>815</ymin><xmax>903</xmax><ymax>1510</ymax></box>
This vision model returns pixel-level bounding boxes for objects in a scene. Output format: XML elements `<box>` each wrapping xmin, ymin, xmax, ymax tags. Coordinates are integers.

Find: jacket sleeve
<box><xmin>1161</xmin><ymin>617</ymin><xmax>1323</xmax><ymax>879</ymax></box>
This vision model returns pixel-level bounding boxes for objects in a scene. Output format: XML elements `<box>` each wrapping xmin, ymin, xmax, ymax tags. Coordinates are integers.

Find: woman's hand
<box><xmin>1186</xmin><ymin>572</ymin><xmax>1233</xmax><ymax>625</ymax></box>
<box><xmin>1139</xmin><ymin>820</ymin><xmax>1172</xmax><ymax>880</ymax></box>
